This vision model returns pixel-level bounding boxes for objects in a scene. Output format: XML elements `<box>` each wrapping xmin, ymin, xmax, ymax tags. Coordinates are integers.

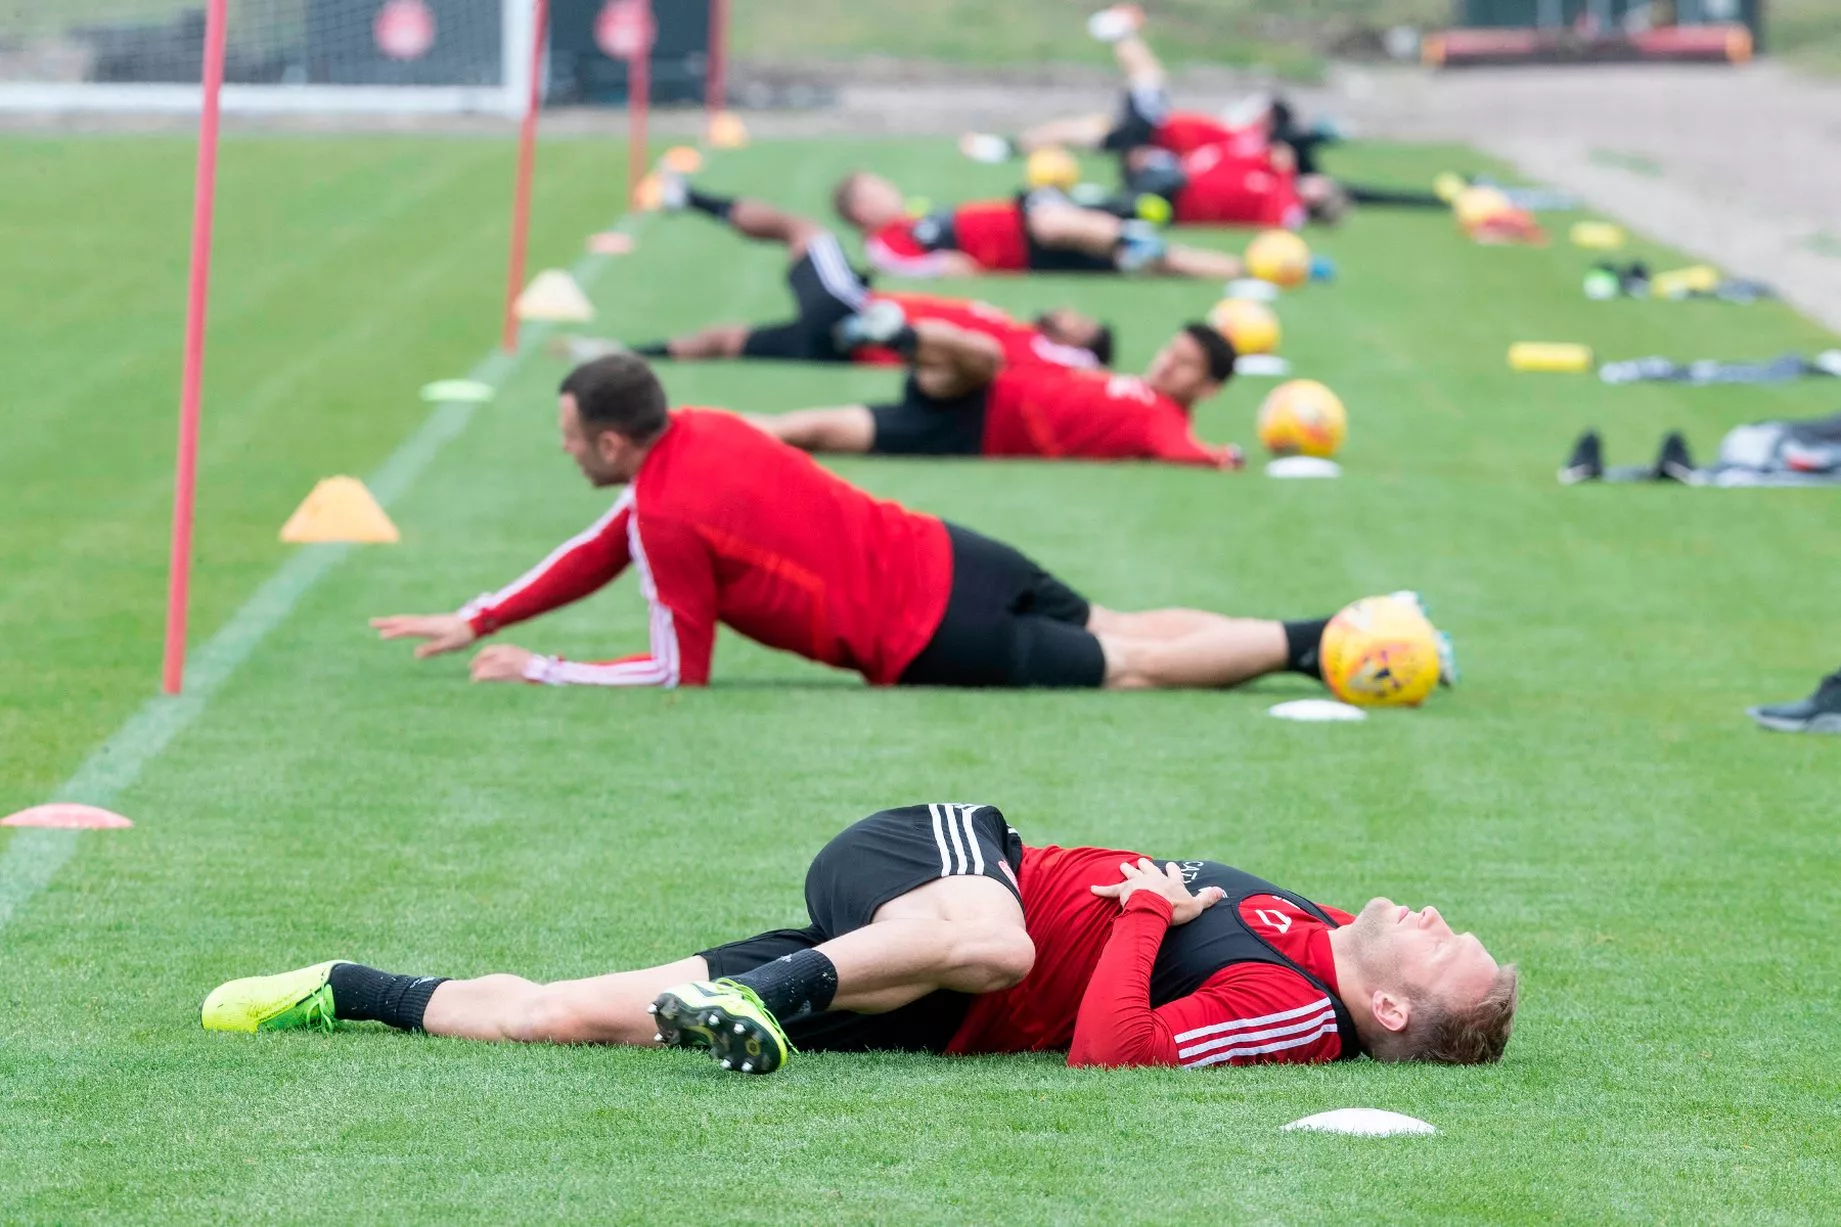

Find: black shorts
<box><xmin>868</xmin><ymin>375</ymin><xmax>989</xmax><ymax>457</ymax></box>
<box><xmin>1018</xmin><ymin>189</ymin><xmax>1118</xmax><ymax>275</ymax></box>
<box><xmin>1099</xmin><ymin>83</ymin><xmax>1173</xmax><ymax>153</ymax></box>
<box><xmin>1123</xmin><ymin>149</ymin><xmax>1188</xmax><ymax>207</ymax></box>
<box><xmin>698</xmin><ymin>803</ymin><xmax>1025</xmax><ymax>1053</ymax></box>
<box><xmin>738</xmin><ymin>231</ymin><xmax>870</xmax><ymax>363</ymax></box>
<box><xmin>898</xmin><ymin>523</ymin><xmax>1107</xmax><ymax>688</ymax></box>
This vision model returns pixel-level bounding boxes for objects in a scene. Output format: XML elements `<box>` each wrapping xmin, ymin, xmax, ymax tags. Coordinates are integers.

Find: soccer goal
<box><xmin>0</xmin><ymin>0</ymin><xmax>539</xmax><ymax>115</ymax></box>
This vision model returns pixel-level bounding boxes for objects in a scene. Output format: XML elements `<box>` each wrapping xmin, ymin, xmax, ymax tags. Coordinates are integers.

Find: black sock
<box><xmin>729</xmin><ymin>949</ymin><xmax>837</xmax><ymax>1021</ymax></box>
<box><xmin>632</xmin><ymin>341</ymin><xmax>670</xmax><ymax>357</ymax></box>
<box><xmin>328</xmin><ymin>963</ymin><xmax>448</xmax><ymax>1032</ymax></box>
<box><xmin>687</xmin><ymin>188</ymin><xmax>734</xmax><ymax>221</ymax></box>
<box><xmin>887</xmin><ymin>324</ymin><xmax>920</xmax><ymax>358</ymax></box>
<box><xmin>1283</xmin><ymin>617</ymin><xmax>1332</xmax><ymax>681</ymax></box>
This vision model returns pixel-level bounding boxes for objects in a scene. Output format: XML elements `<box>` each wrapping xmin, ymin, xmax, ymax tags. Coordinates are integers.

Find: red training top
<box><xmin>1153</xmin><ymin>111</ymin><xmax>1265</xmax><ymax>159</ymax></box>
<box><xmin>1173</xmin><ymin>142</ymin><xmax>1305</xmax><ymax>229</ymax></box>
<box><xmin>866</xmin><ymin>201</ymin><xmax>1028</xmax><ymax>276</ymax></box>
<box><xmin>460</xmin><ymin>410</ymin><xmax>952</xmax><ymax>687</ymax></box>
<box><xmin>854</xmin><ymin>291</ymin><xmax>1099</xmax><ymax>372</ymax></box>
<box><xmin>948</xmin><ymin>845</ymin><xmax>1354</xmax><ymax>1067</ymax></box>
<box><xmin>982</xmin><ymin>365</ymin><xmax>1238</xmax><ymax>468</ymax></box>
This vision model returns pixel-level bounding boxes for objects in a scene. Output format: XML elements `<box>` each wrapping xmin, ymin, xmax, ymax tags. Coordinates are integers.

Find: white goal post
<box><xmin>0</xmin><ymin>1</ymin><xmax>540</xmax><ymax>116</ymax></box>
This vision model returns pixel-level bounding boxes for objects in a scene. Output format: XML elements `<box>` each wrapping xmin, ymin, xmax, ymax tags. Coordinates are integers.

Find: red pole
<box><xmin>501</xmin><ymin>0</ymin><xmax>551</xmax><ymax>353</ymax></box>
<box><xmin>705</xmin><ymin>0</ymin><xmax>729</xmax><ymax>130</ymax></box>
<box><xmin>159</xmin><ymin>0</ymin><xmax>230</xmax><ymax>697</ymax></box>
<box><xmin>627</xmin><ymin>0</ymin><xmax>652</xmax><ymax>210</ymax></box>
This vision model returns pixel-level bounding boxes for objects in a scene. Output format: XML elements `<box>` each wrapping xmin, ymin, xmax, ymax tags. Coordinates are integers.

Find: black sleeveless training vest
<box><xmin>1146</xmin><ymin>859</ymin><xmax>1362</xmax><ymax>1061</ymax></box>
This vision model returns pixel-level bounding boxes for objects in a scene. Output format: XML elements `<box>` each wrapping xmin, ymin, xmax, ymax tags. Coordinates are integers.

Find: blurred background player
<box><xmin>202</xmin><ymin>802</ymin><xmax>1519</xmax><ymax>1077</ymax></box>
<box><xmin>558</xmin><ymin>176</ymin><xmax>1114</xmax><ymax>371</ymax></box>
<box><xmin>833</xmin><ymin>171</ymin><xmax>1244</xmax><ymax>281</ymax></box>
<box><xmin>372</xmin><ymin>353</ymin><xmax>1425</xmax><ymax>693</ymax></box>
<box><xmin>1749</xmin><ymin>667</ymin><xmax>1841</xmax><ymax>734</ymax></box>
<box><xmin>962</xmin><ymin>6</ymin><xmax>1437</xmax><ymax>222</ymax></box>
<box><xmin>750</xmin><ymin>309</ymin><xmax>1241</xmax><ymax>468</ymax></box>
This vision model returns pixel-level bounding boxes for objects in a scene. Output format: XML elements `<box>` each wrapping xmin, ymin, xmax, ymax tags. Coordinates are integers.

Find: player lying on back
<box><xmin>963</xmin><ymin>6</ymin><xmax>1431</xmax><ymax>224</ymax></box>
<box><xmin>370</xmin><ymin>353</ymin><xmax>1453</xmax><ymax>693</ymax></box>
<box><xmin>557</xmin><ymin>178</ymin><xmax>1114</xmax><ymax>372</ymax></box>
<box><xmin>833</xmin><ymin>171</ymin><xmax>1244</xmax><ymax>281</ymax></box>
<box><xmin>749</xmin><ymin>303</ymin><xmax>1241</xmax><ymax>468</ymax></box>
<box><xmin>203</xmin><ymin>802</ymin><xmax>1520</xmax><ymax>1076</ymax></box>
<box><xmin>962</xmin><ymin>4</ymin><xmax>1295</xmax><ymax>167</ymax></box>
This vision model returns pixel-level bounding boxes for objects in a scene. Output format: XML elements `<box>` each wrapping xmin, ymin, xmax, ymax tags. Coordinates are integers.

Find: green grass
<box><xmin>3</xmin><ymin>133</ymin><xmax>1840</xmax><ymax>1222</ymax></box>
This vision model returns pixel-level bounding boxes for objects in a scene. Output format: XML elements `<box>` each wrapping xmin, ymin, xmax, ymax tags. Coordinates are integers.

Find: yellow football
<box><xmin>1256</xmin><ymin>379</ymin><xmax>1346</xmax><ymax>458</ymax></box>
<box><xmin>1320</xmin><ymin>595</ymin><xmax>1443</xmax><ymax>708</ymax></box>
<box><xmin>1025</xmin><ymin>146</ymin><xmax>1081</xmax><ymax>191</ymax></box>
<box><xmin>1245</xmin><ymin>229</ymin><xmax>1311</xmax><ymax>288</ymax></box>
<box><xmin>1208</xmin><ymin>298</ymin><xmax>1280</xmax><ymax>355</ymax></box>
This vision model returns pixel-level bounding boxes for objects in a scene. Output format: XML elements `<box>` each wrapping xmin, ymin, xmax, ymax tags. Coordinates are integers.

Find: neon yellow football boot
<box><xmin>648</xmin><ymin>980</ymin><xmax>793</xmax><ymax>1075</ymax></box>
<box><xmin>201</xmin><ymin>960</ymin><xmax>346</xmax><ymax>1034</ymax></box>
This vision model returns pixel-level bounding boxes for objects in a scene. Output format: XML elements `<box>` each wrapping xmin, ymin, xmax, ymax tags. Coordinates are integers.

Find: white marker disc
<box><xmin>1265</xmin><ymin>456</ymin><xmax>1342</xmax><ymax>479</ymax></box>
<box><xmin>1268</xmin><ymin>699</ymin><xmax>1366</xmax><ymax>723</ymax></box>
<box><xmin>1283</xmin><ymin>1108</ymin><xmax>1436</xmax><ymax>1137</ymax></box>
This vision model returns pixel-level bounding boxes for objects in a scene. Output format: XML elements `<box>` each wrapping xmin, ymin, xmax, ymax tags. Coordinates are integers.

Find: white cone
<box><xmin>515</xmin><ymin>269</ymin><xmax>595</xmax><ymax>322</ymax></box>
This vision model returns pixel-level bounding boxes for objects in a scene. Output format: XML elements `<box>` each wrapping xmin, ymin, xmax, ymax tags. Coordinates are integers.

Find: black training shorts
<box><xmin>739</xmin><ymin>231</ymin><xmax>870</xmax><ymax>363</ymax></box>
<box><xmin>697</xmin><ymin>803</ymin><xmax>1025</xmax><ymax>1053</ymax></box>
<box><xmin>867</xmin><ymin>375</ymin><xmax>989</xmax><ymax>457</ymax></box>
<box><xmin>898</xmin><ymin>523</ymin><xmax>1107</xmax><ymax>688</ymax></box>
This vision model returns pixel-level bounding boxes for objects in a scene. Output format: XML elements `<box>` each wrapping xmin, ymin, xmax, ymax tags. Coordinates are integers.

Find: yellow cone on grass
<box><xmin>280</xmin><ymin>477</ymin><xmax>398</xmax><ymax>544</ymax></box>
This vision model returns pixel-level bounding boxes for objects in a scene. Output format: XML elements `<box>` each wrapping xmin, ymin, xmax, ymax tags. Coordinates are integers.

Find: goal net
<box><xmin>0</xmin><ymin>0</ymin><xmax>537</xmax><ymax>114</ymax></box>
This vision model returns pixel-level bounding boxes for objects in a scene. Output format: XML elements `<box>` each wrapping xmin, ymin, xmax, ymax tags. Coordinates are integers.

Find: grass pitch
<box><xmin>2</xmin><ymin>133</ymin><xmax>1838</xmax><ymax>1223</ymax></box>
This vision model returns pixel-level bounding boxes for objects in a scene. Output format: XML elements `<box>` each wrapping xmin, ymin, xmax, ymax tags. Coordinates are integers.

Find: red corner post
<box><xmin>159</xmin><ymin>0</ymin><xmax>230</xmax><ymax>696</ymax></box>
<box><xmin>501</xmin><ymin>0</ymin><xmax>552</xmax><ymax>353</ymax></box>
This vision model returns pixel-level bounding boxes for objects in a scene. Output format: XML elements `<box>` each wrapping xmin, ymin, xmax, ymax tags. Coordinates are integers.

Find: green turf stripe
<box><xmin>0</xmin><ymin>208</ymin><xmax>651</xmax><ymax>933</ymax></box>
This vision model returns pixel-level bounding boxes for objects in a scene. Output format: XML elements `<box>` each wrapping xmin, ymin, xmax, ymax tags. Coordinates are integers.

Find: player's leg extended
<box><xmin>200</xmin><ymin>955</ymin><xmax>712</xmax><ymax>1044</ymax></box>
<box><xmin>1094</xmin><ymin>609</ymin><xmax>1335</xmax><ymax>689</ymax></box>
<box><xmin>742</xmin><ymin>406</ymin><xmax>876</xmax><ymax>453</ymax></box>
<box><xmin>662</xmin><ymin>173</ymin><xmax>829</xmax><ymax>252</ymax></box>
<box><xmin>1152</xmin><ymin>242</ymin><xmax>1246</xmax><ymax>282</ymax></box>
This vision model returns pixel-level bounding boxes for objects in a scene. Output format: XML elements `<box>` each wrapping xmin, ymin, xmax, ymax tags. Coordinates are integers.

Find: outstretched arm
<box><xmin>371</xmin><ymin>496</ymin><xmax>635</xmax><ymax>657</ymax></box>
<box><xmin>469</xmin><ymin>511</ymin><xmax>719</xmax><ymax>689</ymax></box>
<box><xmin>912</xmin><ymin>320</ymin><xmax>1006</xmax><ymax>399</ymax></box>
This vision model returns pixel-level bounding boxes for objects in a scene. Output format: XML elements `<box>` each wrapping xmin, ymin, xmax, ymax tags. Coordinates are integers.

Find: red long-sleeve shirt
<box><xmin>866</xmin><ymin>201</ymin><xmax>1028</xmax><ymax>276</ymax></box>
<box><xmin>1172</xmin><ymin>142</ymin><xmax>1305</xmax><ymax>229</ymax></box>
<box><xmin>948</xmin><ymin>845</ymin><xmax>1352</xmax><ymax>1068</ymax></box>
<box><xmin>1152</xmin><ymin>112</ymin><xmax>1267</xmax><ymax>159</ymax></box>
<box><xmin>981</xmin><ymin>366</ymin><xmax>1238</xmax><ymax>468</ymax></box>
<box><xmin>459</xmin><ymin>409</ymin><xmax>952</xmax><ymax>687</ymax></box>
<box><xmin>854</xmin><ymin>291</ymin><xmax>1099</xmax><ymax>371</ymax></box>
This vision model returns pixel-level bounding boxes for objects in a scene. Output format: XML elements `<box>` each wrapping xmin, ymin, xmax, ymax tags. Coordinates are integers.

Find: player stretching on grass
<box><xmin>371</xmin><ymin>353</ymin><xmax>1446</xmax><ymax>690</ymax></box>
<box><xmin>748</xmin><ymin>306</ymin><xmax>1241</xmax><ymax>468</ymax></box>
<box><xmin>202</xmin><ymin>802</ymin><xmax>1519</xmax><ymax>1075</ymax></box>
<box><xmin>832</xmin><ymin>171</ymin><xmax>1245</xmax><ymax>281</ymax></box>
<box><xmin>557</xmin><ymin>177</ymin><xmax>1114</xmax><ymax>371</ymax></box>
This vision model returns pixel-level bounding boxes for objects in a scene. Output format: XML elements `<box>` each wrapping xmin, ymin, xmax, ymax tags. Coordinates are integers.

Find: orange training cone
<box><xmin>279</xmin><ymin>477</ymin><xmax>399</xmax><ymax>544</ymax></box>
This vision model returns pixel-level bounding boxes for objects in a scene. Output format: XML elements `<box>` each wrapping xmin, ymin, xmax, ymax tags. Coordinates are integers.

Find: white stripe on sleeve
<box><xmin>930</xmin><ymin>804</ymin><xmax>954</xmax><ymax>877</ymax></box>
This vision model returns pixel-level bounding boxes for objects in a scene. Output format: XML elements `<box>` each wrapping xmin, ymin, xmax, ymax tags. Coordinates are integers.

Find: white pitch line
<box><xmin>0</xmin><ymin>213</ymin><xmax>648</xmax><ymax>932</ymax></box>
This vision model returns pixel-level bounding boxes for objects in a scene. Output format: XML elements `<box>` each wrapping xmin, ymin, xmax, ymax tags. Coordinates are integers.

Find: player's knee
<box><xmin>504</xmin><ymin>982</ymin><xmax>589</xmax><ymax>1044</ymax></box>
<box><xmin>1025</xmin><ymin>202</ymin><xmax>1078</xmax><ymax>244</ymax></box>
<box><xmin>955</xmin><ymin>922</ymin><xmax>1036</xmax><ymax>991</ymax></box>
